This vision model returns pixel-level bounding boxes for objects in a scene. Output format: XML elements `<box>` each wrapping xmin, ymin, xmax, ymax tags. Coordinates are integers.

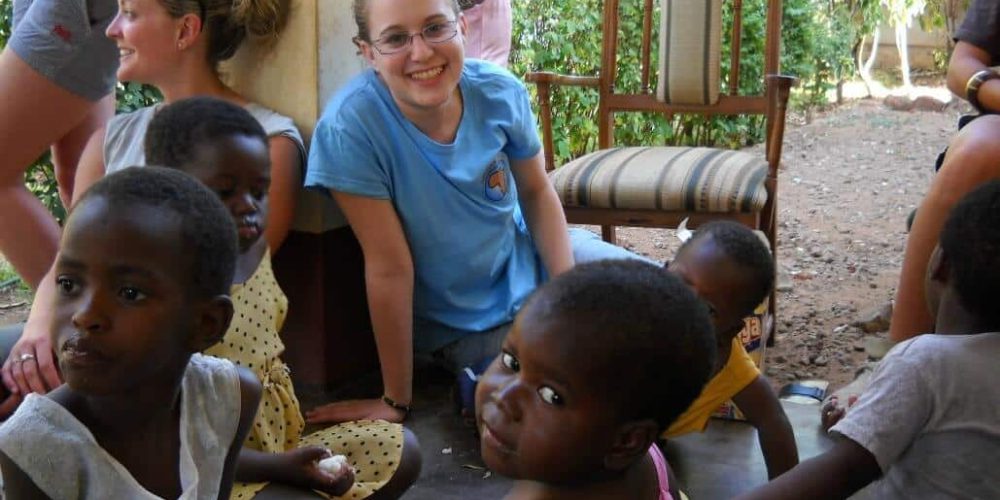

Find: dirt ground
<box><xmin>0</xmin><ymin>88</ymin><xmax>963</xmax><ymax>393</ymax></box>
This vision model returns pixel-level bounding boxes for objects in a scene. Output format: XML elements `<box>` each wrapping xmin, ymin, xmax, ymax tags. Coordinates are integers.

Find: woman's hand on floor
<box><xmin>305</xmin><ymin>398</ymin><xmax>406</xmax><ymax>424</ymax></box>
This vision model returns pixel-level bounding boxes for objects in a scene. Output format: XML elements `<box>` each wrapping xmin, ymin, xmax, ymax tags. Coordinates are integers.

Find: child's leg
<box><xmin>297</xmin><ymin>422</ymin><xmax>420</xmax><ymax>499</ymax></box>
<box><xmin>366</xmin><ymin>427</ymin><xmax>421</xmax><ymax>500</ymax></box>
<box><xmin>254</xmin><ymin>428</ymin><xmax>421</xmax><ymax>499</ymax></box>
<box><xmin>253</xmin><ymin>484</ymin><xmax>324</xmax><ymax>500</ymax></box>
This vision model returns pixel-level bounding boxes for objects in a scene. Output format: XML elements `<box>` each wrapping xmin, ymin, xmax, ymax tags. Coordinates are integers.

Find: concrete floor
<box><xmin>300</xmin><ymin>367</ymin><xmax>833</xmax><ymax>500</ymax></box>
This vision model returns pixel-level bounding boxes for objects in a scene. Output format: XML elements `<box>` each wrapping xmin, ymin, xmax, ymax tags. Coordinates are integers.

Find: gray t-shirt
<box><xmin>103</xmin><ymin>102</ymin><xmax>306</xmax><ymax>174</ymax></box>
<box><xmin>831</xmin><ymin>332</ymin><xmax>1000</xmax><ymax>499</ymax></box>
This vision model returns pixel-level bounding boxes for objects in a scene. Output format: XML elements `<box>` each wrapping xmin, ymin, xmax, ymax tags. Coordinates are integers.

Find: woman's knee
<box><xmin>942</xmin><ymin>116</ymin><xmax>1000</xmax><ymax>178</ymax></box>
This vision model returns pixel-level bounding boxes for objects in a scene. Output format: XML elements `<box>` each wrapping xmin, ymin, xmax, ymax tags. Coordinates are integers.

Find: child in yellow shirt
<box><xmin>665</xmin><ymin>221</ymin><xmax>798</xmax><ymax>479</ymax></box>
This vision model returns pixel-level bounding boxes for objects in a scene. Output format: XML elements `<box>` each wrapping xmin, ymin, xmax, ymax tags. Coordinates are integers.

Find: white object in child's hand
<box><xmin>318</xmin><ymin>454</ymin><xmax>350</xmax><ymax>476</ymax></box>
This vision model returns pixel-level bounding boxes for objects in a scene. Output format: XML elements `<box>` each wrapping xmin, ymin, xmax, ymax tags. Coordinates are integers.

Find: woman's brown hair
<box><xmin>351</xmin><ymin>0</ymin><xmax>460</xmax><ymax>43</ymax></box>
<box><xmin>159</xmin><ymin>0</ymin><xmax>289</xmax><ymax>64</ymax></box>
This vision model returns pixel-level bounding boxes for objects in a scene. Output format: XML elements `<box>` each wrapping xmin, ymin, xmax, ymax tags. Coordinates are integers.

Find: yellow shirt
<box><xmin>664</xmin><ymin>337</ymin><xmax>760</xmax><ymax>437</ymax></box>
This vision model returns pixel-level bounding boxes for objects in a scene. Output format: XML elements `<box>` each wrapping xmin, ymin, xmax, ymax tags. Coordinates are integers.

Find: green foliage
<box><xmin>510</xmin><ymin>0</ymin><xmax>871</xmax><ymax>165</ymax></box>
<box><xmin>920</xmin><ymin>0</ymin><xmax>970</xmax><ymax>48</ymax></box>
<box><xmin>116</xmin><ymin>81</ymin><xmax>163</xmax><ymax>113</ymax></box>
<box><xmin>0</xmin><ymin>258</ymin><xmax>31</xmax><ymax>297</ymax></box>
<box><xmin>0</xmin><ymin>0</ymin><xmax>9</xmax><ymax>43</ymax></box>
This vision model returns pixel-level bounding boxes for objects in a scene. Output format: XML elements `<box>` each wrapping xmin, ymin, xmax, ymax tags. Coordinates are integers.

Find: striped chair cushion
<box><xmin>656</xmin><ymin>0</ymin><xmax>723</xmax><ymax>105</ymax></box>
<box><xmin>549</xmin><ymin>146</ymin><xmax>768</xmax><ymax>213</ymax></box>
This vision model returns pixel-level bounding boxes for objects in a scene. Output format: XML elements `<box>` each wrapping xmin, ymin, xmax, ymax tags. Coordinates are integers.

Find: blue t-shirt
<box><xmin>306</xmin><ymin>60</ymin><xmax>544</xmax><ymax>351</ymax></box>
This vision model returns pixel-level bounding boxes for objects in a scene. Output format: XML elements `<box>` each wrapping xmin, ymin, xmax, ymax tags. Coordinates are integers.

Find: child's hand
<box><xmin>276</xmin><ymin>446</ymin><xmax>355</xmax><ymax>496</ymax></box>
<box><xmin>820</xmin><ymin>396</ymin><xmax>858</xmax><ymax>432</ymax></box>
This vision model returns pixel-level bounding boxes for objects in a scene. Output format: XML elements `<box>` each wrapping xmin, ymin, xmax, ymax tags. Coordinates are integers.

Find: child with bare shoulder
<box><xmin>475</xmin><ymin>260</ymin><xmax>717</xmax><ymax>499</ymax></box>
<box><xmin>0</xmin><ymin>167</ymin><xmax>261</xmax><ymax>499</ymax></box>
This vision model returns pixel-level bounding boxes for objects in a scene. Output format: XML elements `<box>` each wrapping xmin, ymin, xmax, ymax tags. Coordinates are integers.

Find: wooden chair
<box><xmin>526</xmin><ymin>0</ymin><xmax>794</xmax><ymax>343</ymax></box>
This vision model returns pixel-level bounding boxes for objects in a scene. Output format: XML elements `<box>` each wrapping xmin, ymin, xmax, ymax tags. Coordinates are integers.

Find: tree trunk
<box><xmin>895</xmin><ymin>23</ymin><xmax>912</xmax><ymax>88</ymax></box>
<box><xmin>858</xmin><ymin>26</ymin><xmax>880</xmax><ymax>97</ymax></box>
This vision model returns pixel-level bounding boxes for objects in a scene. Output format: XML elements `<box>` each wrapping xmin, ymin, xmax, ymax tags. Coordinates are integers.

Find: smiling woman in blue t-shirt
<box><xmin>304</xmin><ymin>0</ymin><xmax>632</xmax><ymax>425</ymax></box>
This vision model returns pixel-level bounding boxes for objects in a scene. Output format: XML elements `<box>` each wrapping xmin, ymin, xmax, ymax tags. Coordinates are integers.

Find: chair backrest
<box><xmin>597</xmin><ymin>0</ymin><xmax>785</xmax><ymax>149</ymax></box>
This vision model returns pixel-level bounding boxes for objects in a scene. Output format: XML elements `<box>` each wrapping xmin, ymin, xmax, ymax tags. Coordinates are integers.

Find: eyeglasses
<box><xmin>370</xmin><ymin>21</ymin><xmax>460</xmax><ymax>55</ymax></box>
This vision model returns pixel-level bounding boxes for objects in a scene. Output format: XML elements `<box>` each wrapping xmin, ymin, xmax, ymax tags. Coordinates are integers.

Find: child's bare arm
<box><xmin>732</xmin><ymin>375</ymin><xmax>798</xmax><ymax>478</ymax></box>
<box><xmin>0</xmin><ymin>450</ymin><xmax>50</xmax><ymax>499</ymax></box>
<box><xmin>236</xmin><ymin>446</ymin><xmax>355</xmax><ymax>496</ymax></box>
<box><xmin>218</xmin><ymin>367</ymin><xmax>262</xmax><ymax>500</ymax></box>
<box><xmin>735</xmin><ymin>437</ymin><xmax>880</xmax><ymax>500</ymax></box>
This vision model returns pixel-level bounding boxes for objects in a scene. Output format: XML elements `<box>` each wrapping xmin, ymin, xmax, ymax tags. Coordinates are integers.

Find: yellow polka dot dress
<box><xmin>206</xmin><ymin>253</ymin><xmax>403</xmax><ymax>499</ymax></box>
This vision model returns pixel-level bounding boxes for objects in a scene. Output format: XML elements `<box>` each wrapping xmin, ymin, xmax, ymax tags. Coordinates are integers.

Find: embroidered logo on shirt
<box><xmin>52</xmin><ymin>24</ymin><xmax>72</xmax><ymax>42</ymax></box>
<box><xmin>484</xmin><ymin>156</ymin><xmax>510</xmax><ymax>202</ymax></box>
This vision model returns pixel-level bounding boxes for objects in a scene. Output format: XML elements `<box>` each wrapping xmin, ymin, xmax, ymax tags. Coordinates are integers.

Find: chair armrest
<box><xmin>525</xmin><ymin>71</ymin><xmax>601</xmax><ymax>88</ymax></box>
<box><xmin>524</xmin><ymin>72</ymin><xmax>601</xmax><ymax>171</ymax></box>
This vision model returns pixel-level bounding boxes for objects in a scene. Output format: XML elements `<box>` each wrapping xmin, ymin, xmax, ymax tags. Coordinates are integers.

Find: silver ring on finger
<box><xmin>18</xmin><ymin>353</ymin><xmax>36</xmax><ymax>363</ymax></box>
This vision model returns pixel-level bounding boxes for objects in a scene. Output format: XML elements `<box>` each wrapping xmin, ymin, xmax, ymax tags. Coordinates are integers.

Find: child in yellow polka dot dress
<box><xmin>144</xmin><ymin>97</ymin><xmax>421</xmax><ymax>499</ymax></box>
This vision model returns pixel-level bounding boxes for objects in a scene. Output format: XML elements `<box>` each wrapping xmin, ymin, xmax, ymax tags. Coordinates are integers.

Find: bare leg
<box><xmin>253</xmin><ymin>428</ymin><xmax>419</xmax><ymax>499</ymax></box>
<box><xmin>252</xmin><ymin>483</ymin><xmax>324</xmax><ymax>500</ymax></box>
<box><xmin>367</xmin><ymin>427</ymin><xmax>421</xmax><ymax>500</ymax></box>
<box><xmin>50</xmin><ymin>94</ymin><xmax>116</xmax><ymax>207</ymax></box>
<box><xmin>0</xmin><ymin>50</ymin><xmax>103</xmax><ymax>287</ymax></box>
<box><xmin>890</xmin><ymin>115</ymin><xmax>1000</xmax><ymax>341</ymax></box>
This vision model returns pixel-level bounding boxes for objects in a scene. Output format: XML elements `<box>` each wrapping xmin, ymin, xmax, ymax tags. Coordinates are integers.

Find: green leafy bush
<box><xmin>510</xmin><ymin>0</ymin><xmax>871</xmax><ymax>165</ymax></box>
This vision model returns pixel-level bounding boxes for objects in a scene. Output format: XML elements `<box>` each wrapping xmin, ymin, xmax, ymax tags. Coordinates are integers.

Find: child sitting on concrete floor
<box><xmin>738</xmin><ymin>180</ymin><xmax>1000</xmax><ymax>499</ymax></box>
<box><xmin>475</xmin><ymin>260</ymin><xmax>717</xmax><ymax>499</ymax></box>
<box><xmin>664</xmin><ymin>221</ymin><xmax>798</xmax><ymax>478</ymax></box>
<box><xmin>144</xmin><ymin>96</ymin><xmax>421</xmax><ymax>499</ymax></box>
<box><xmin>0</xmin><ymin>167</ymin><xmax>260</xmax><ymax>499</ymax></box>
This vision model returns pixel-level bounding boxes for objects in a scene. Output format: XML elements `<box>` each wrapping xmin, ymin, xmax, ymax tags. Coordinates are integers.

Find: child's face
<box><xmin>50</xmin><ymin>197</ymin><xmax>200</xmax><ymax>396</ymax></box>
<box><xmin>359</xmin><ymin>0</ymin><xmax>466</xmax><ymax>121</ymax></box>
<box><xmin>183</xmin><ymin>134</ymin><xmax>271</xmax><ymax>252</ymax></box>
<box><xmin>475</xmin><ymin>309</ymin><xmax>620</xmax><ymax>484</ymax></box>
<box><xmin>669</xmin><ymin>236</ymin><xmax>750</xmax><ymax>340</ymax></box>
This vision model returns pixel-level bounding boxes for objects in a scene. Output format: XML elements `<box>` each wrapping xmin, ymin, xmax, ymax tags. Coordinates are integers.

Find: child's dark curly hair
<box><xmin>75</xmin><ymin>167</ymin><xmax>238</xmax><ymax>299</ymax></box>
<box><xmin>678</xmin><ymin>220</ymin><xmax>774</xmax><ymax>316</ymax></box>
<box><xmin>523</xmin><ymin>260</ymin><xmax>716</xmax><ymax>431</ymax></box>
<box><xmin>144</xmin><ymin>96</ymin><xmax>268</xmax><ymax>169</ymax></box>
<box><xmin>940</xmin><ymin>180</ymin><xmax>1000</xmax><ymax>327</ymax></box>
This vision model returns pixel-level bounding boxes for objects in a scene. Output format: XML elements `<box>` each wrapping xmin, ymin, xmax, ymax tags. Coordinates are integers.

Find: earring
<box><xmin>177</xmin><ymin>42</ymin><xmax>184</xmax><ymax>50</ymax></box>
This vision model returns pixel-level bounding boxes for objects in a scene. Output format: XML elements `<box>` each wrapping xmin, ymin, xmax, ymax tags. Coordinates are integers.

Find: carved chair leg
<box><xmin>601</xmin><ymin>225</ymin><xmax>617</xmax><ymax>244</ymax></box>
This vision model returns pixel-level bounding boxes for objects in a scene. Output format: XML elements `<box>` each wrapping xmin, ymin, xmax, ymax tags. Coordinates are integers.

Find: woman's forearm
<box><xmin>365</xmin><ymin>269</ymin><xmax>415</xmax><ymax>405</ymax></box>
<box><xmin>512</xmin><ymin>153</ymin><xmax>574</xmax><ymax>277</ymax></box>
<box><xmin>521</xmin><ymin>186</ymin><xmax>573</xmax><ymax>276</ymax></box>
